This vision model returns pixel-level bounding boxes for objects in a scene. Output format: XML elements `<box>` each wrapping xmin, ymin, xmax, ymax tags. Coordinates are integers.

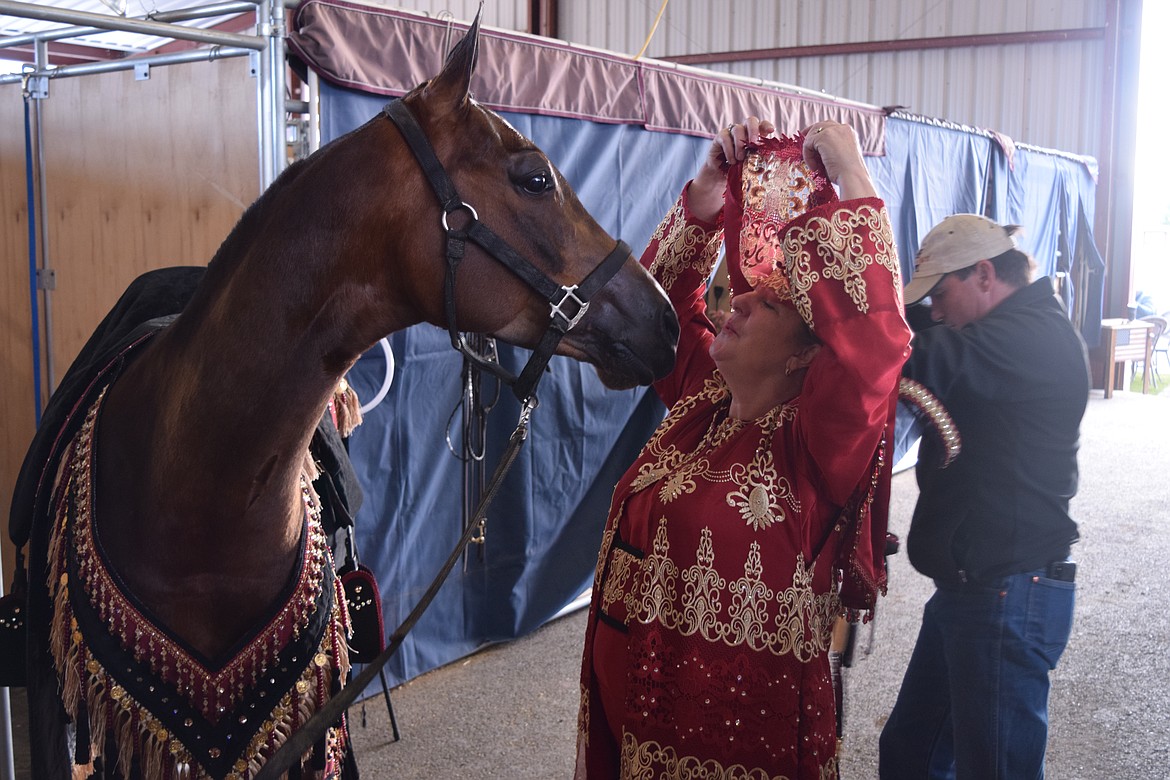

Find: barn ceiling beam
<box><xmin>661</xmin><ymin>27</ymin><xmax>1106</xmax><ymax>66</ymax></box>
<box><xmin>527</xmin><ymin>0</ymin><xmax>557</xmax><ymax>39</ymax></box>
<box><xmin>0</xmin><ymin>40</ymin><xmax>121</xmax><ymax>66</ymax></box>
<box><xmin>0</xmin><ymin>42</ymin><xmax>253</xmax><ymax>84</ymax></box>
<box><xmin>0</xmin><ymin>1</ymin><xmax>256</xmax><ymax>48</ymax></box>
<box><xmin>0</xmin><ymin>11</ymin><xmax>258</xmax><ymax>66</ymax></box>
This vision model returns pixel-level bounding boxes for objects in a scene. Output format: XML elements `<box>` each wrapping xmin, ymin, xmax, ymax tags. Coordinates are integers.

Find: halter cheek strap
<box><xmin>383</xmin><ymin>98</ymin><xmax>630</xmax><ymax>403</ymax></box>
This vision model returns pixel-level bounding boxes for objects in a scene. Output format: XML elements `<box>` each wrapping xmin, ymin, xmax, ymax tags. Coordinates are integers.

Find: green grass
<box><xmin>1130</xmin><ymin>367</ymin><xmax>1169</xmax><ymax>395</ymax></box>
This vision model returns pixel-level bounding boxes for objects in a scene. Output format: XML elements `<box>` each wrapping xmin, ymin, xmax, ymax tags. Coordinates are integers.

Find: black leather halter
<box><xmin>383</xmin><ymin>98</ymin><xmax>631</xmax><ymax>403</ymax></box>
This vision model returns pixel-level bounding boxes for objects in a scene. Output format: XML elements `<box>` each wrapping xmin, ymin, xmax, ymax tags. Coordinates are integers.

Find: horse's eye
<box><xmin>520</xmin><ymin>170</ymin><xmax>554</xmax><ymax>195</ymax></box>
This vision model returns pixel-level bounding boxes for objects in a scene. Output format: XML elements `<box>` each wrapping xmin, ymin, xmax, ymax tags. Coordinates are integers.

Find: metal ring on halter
<box><xmin>441</xmin><ymin>201</ymin><xmax>479</xmax><ymax>232</ymax></box>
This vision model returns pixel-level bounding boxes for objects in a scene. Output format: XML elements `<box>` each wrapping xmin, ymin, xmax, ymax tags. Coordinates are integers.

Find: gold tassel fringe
<box><xmin>332</xmin><ymin>379</ymin><xmax>363</xmax><ymax>438</ymax></box>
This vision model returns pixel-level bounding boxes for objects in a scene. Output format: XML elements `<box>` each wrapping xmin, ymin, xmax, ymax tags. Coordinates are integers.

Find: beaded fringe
<box><xmin>45</xmin><ymin>392</ymin><xmax>352</xmax><ymax>779</ymax></box>
<box><xmin>48</xmin><ymin>567</ymin><xmax>350</xmax><ymax>779</ymax></box>
<box><xmin>897</xmin><ymin>377</ymin><xmax>962</xmax><ymax>466</ymax></box>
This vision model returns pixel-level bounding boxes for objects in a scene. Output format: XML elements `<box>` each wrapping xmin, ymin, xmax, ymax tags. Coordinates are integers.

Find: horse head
<box><xmin>395</xmin><ymin>13</ymin><xmax>679</xmax><ymax>389</ymax></box>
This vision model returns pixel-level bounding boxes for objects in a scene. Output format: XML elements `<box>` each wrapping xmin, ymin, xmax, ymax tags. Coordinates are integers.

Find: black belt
<box><xmin>945</xmin><ymin>556</ymin><xmax>1077</xmax><ymax>587</ymax></box>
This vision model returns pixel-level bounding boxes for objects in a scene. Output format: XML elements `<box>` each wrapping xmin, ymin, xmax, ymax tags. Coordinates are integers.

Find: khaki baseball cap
<box><xmin>903</xmin><ymin>214</ymin><xmax>1018</xmax><ymax>305</ymax></box>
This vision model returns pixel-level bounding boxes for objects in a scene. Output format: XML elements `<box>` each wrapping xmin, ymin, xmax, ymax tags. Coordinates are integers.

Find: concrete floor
<box><xmin>5</xmin><ymin>388</ymin><xmax>1168</xmax><ymax>778</ymax></box>
<box><xmin>345</xmin><ymin>388</ymin><xmax>1170</xmax><ymax>779</ymax></box>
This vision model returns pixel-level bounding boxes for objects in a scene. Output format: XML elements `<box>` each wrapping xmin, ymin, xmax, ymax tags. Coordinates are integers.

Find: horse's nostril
<box><xmin>662</xmin><ymin>304</ymin><xmax>681</xmax><ymax>343</ymax></box>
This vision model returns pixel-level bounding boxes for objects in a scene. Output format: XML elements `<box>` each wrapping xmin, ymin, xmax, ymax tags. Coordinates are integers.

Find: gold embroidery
<box><xmin>781</xmin><ymin>204</ymin><xmax>900</xmax><ymax>330</ymax></box>
<box><xmin>619</xmin><ymin>729</ymin><xmax>791</xmax><ymax>780</ymax></box>
<box><xmin>631</xmin><ymin>384</ymin><xmax>800</xmax><ymax>539</ymax></box>
<box><xmin>630</xmin><ymin>520</ymin><xmax>681</xmax><ymax>631</ymax></box>
<box><xmin>725</xmin><ymin>449</ymin><xmax>799</xmax><ymax>531</ymax></box>
<box><xmin>651</xmin><ymin>410</ymin><xmax>744</xmax><ymax>505</ymax></box>
<box><xmin>648</xmin><ymin>199</ymin><xmax>725</xmax><ymax>291</ymax></box>
<box><xmin>627</xmin><ymin>520</ymin><xmax>840</xmax><ymax>659</ymax></box>
<box><xmin>578</xmin><ymin>680</ymin><xmax>591</xmax><ymax>750</ymax></box>
<box><xmin>738</xmin><ymin>148</ymin><xmax>822</xmax><ymax>296</ymax></box>
<box><xmin>774</xmin><ymin>554</ymin><xmax>839</xmax><ymax>663</ymax></box>
<box><xmin>679</xmin><ymin>529</ymin><xmax>725</xmax><ymax>641</ymax></box>
<box><xmin>629</xmin><ymin>377</ymin><xmax>727</xmax><ymax>496</ymax></box>
<box><xmin>47</xmin><ymin>388</ymin><xmax>350</xmax><ymax>778</ymax></box>
<box><xmin>726</xmin><ymin>541</ymin><xmax>776</xmax><ymax>652</ymax></box>
<box><xmin>898</xmin><ymin>377</ymin><xmax>961</xmax><ymax>466</ymax></box>
<box><xmin>602</xmin><ymin>547</ymin><xmax>639</xmax><ymax>613</ymax></box>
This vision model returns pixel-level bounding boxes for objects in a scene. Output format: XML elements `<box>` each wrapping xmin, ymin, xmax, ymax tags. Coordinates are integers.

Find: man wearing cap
<box><xmin>878</xmin><ymin>214</ymin><xmax>1090</xmax><ymax>779</ymax></box>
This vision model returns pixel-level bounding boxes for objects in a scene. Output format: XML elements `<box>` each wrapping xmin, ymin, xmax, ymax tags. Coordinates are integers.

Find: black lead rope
<box><xmin>383</xmin><ymin>98</ymin><xmax>631</xmax><ymax>403</ymax></box>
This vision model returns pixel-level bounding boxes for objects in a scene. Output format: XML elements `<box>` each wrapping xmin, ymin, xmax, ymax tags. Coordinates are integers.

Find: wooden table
<box><xmin>1100</xmin><ymin>318</ymin><xmax>1155</xmax><ymax>398</ymax></box>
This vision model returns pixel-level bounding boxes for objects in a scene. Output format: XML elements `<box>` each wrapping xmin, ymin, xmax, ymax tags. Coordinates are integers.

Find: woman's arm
<box><xmin>640</xmin><ymin>185</ymin><xmax>724</xmax><ymax>408</ymax></box>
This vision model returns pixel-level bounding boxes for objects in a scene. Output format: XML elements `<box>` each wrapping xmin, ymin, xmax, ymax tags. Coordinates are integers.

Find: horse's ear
<box><xmin>429</xmin><ymin>7</ymin><xmax>482</xmax><ymax>108</ymax></box>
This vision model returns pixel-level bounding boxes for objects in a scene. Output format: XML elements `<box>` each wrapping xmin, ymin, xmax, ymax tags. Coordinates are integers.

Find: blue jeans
<box><xmin>878</xmin><ymin>568</ymin><xmax>1075</xmax><ymax>780</ymax></box>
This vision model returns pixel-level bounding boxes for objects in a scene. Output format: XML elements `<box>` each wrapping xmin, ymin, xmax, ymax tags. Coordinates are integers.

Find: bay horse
<box><xmin>16</xmin><ymin>15</ymin><xmax>678</xmax><ymax>779</ymax></box>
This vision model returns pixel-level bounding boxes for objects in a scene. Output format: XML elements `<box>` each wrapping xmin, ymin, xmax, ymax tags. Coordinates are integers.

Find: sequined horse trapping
<box><xmin>47</xmin><ymin>387</ymin><xmax>351</xmax><ymax>779</ymax></box>
<box><xmin>898</xmin><ymin>377</ymin><xmax>962</xmax><ymax>467</ymax></box>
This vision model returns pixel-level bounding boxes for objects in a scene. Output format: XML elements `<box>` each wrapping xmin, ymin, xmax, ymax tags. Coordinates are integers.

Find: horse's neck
<box><xmin>92</xmin><ymin>242</ymin><xmax>410</xmax><ymax>655</ymax></box>
<box><xmin>94</xmin><ymin>315</ymin><xmax>305</xmax><ymax>555</ymax></box>
<box><xmin>128</xmin><ymin>272</ymin><xmax>382</xmax><ymax>506</ymax></box>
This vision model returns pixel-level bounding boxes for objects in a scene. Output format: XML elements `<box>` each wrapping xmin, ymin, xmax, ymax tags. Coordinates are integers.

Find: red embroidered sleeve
<box><xmin>641</xmin><ymin>184</ymin><xmax>726</xmax><ymax>409</ymax></box>
<box><xmin>784</xmin><ymin>198</ymin><xmax>911</xmax><ymax>503</ymax></box>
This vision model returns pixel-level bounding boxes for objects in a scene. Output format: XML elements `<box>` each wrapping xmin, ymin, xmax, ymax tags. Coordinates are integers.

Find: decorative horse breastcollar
<box><xmin>47</xmin><ymin>387</ymin><xmax>351</xmax><ymax>779</ymax></box>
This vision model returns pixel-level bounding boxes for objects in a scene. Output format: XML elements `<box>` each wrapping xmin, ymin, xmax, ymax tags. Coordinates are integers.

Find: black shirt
<box><xmin>902</xmin><ymin>277</ymin><xmax>1090</xmax><ymax>583</ymax></box>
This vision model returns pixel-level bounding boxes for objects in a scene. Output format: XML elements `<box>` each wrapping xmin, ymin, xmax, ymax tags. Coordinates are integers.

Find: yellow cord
<box><xmin>634</xmin><ymin>0</ymin><xmax>671</xmax><ymax>60</ymax></box>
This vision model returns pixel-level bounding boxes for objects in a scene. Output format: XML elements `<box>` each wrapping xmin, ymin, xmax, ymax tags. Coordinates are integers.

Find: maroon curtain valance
<box><xmin>289</xmin><ymin>0</ymin><xmax>887</xmax><ymax>156</ymax></box>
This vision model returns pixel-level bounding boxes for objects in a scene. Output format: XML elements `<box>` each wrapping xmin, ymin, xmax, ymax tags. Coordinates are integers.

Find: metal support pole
<box><xmin>0</xmin><ymin>552</ymin><xmax>12</xmax><ymax>780</ymax></box>
<box><xmin>260</xmin><ymin>0</ymin><xmax>287</xmax><ymax>188</ymax></box>
<box><xmin>0</xmin><ymin>45</ymin><xmax>253</xmax><ymax>85</ymax></box>
<box><xmin>269</xmin><ymin>0</ymin><xmax>286</xmax><ymax>184</ymax></box>
<box><xmin>255</xmin><ymin>0</ymin><xmax>272</xmax><ymax>187</ymax></box>
<box><xmin>0</xmin><ymin>0</ymin><xmax>266</xmax><ymax>51</ymax></box>
<box><xmin>307</xmin><ymin>68</ymin><xmax>321</xmax><ymax>154</ymax></box>
<box><xmin>33</xmin><ymin>38</ymin><xmax>55</xmax><ymax>396</ymax></box>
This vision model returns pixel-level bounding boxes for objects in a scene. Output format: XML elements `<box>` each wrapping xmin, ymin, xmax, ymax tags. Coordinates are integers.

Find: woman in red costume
<box><xmin>575</xmin><ymin>117</ymin><xmax>911</xmax><ymax>779</ymax></box>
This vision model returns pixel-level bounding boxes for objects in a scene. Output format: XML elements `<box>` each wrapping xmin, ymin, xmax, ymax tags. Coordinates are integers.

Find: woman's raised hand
<box><xmin>689</xmin><ymin>117</ymin><xmax>776</xmax><ymax>222</ymax></box>
<box><xmin>802</xmin><ymin>122</ymin><xmax>877</xmax><ymax>200</ymax></box>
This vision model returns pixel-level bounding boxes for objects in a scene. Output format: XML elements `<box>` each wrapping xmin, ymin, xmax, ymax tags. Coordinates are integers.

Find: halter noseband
<box><xmin>383</xmin><ymin>98</ymin><xmax>630</xmax><ymax>403</ymax></box>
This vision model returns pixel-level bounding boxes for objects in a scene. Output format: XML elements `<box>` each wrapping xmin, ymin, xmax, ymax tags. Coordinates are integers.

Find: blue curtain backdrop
<box><xmin>322</xmin><ymin>82</ymin><xmax>1101</xmax><ymax>690</ymax></box>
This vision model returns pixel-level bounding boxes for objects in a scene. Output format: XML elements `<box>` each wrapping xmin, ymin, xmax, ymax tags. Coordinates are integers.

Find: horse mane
<box><xmin>202</xmin><ymin>152</ymin><xmax>316</xmax><ymax>280</ymax></box>
<box><xmin>188</xmin><ymin>116</ymin><xmax>384</xmax><ymax>312</ymax></box>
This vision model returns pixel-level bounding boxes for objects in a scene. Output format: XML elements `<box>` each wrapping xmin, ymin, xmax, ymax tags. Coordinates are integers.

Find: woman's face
<box><xmin>709</xmin><ymin>286</ymin><xmax>810</xmax><ymax>379</ymax></box>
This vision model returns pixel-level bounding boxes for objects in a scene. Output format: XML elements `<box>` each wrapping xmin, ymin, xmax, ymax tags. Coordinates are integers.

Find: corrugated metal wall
<box><xmin>388</xmin><ymin>0</ymin><xmax>1109</xmax><ymax>159</ymax></box>
<box><xmin>560</xmin><ymin>0</ymin><xmax>1107</xmax><ymax>158</ymax></box>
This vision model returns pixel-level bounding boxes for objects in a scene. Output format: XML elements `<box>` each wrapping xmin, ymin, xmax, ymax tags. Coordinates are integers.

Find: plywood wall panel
<box><xmin>0</xmin><ymin>56</ymin><xmax>258</xmax><ymax>586</ymax></box>
<box><xmin>0</xmin><ymin>82</ymin><xmax>39</xmax><ymax>591</ymax></box>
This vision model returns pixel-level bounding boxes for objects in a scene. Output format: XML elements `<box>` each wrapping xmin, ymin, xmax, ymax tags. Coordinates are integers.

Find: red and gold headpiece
<box><xmin>723</xmin><ymin>133</ymin><xmax>838</xmax><ymax>308</ymax></box>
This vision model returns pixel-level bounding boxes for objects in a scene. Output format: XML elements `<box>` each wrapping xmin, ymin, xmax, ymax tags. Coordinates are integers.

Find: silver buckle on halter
<box><xmin>550</xmin><ymin>285</ymin><xmax>589</xmax><ymax>331</ymax></box>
